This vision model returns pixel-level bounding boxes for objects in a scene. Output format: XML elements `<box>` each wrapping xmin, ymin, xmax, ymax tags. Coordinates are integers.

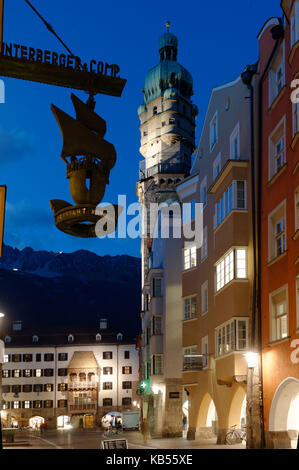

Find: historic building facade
<box><xmin>137</xmin><ymin>28</ymin><xmax>197</xmax><ymax>437</ymax></box>
<box><xmin>1</xmin><ymin>320</ymin><xmax>139</xmax><ymax>429</ymax></box>
<box><xmin>177</xmin><ymin>75</ymin><xmax>254</xmax><ymax>443</ymax></box>
<box><xmin>258</xmin><ymin>0</ymin><xmax>299</xmax><ymax>449</ymax></box>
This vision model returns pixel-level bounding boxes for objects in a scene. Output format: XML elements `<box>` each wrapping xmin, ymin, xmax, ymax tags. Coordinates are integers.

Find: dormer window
<box><xmin>32</xmin><ymin>335</ymin><xmax>39</xmax><ymax>343</ymax></box>
<box><xmin>68</xmin><ymin>334</ymin><xmax>74</xmax><ymax>343</ymax></box>
<box><xmin>117</xmin><ymin>333</ymin><xmax>123</xmax><ymax>341</ymax></box>
<box><xmin>96</xmin><ymin>334</ymin><xmax>101</xmax><ymax>342</ymax></box>
<box><xmin>4</xmin><ymin>336</ymin><xmax>11</xmax><ymax>343</ymax></box>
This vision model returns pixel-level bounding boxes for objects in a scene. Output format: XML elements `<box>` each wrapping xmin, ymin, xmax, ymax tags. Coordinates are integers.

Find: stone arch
<box><xmin>269</xmin><ymin>377</ymin><xmax>299</xmax><ymax>432</ymax></box>
<box><xmin>228</xmin><ymin>385</ymin><xmax>246</xmax><ymax>428</ymax></box>
<box><xmin>196</xmin><ymin>392</ymin><xmax>218</xmax><ymax>428</ymax></box>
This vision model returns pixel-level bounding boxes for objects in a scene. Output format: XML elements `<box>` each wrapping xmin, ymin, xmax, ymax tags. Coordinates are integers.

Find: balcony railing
<box><xmin>68</xmin><ymin>382</ymin><xmax>97</xmax><ymax>390</ymax></box>
<box><xmin>139</xmin><ymin>158</ymin><xmax>190</xmax><ymax>181</ymax></box>
<box><xmin>69</xmin><ymin>404</ymin><xmax>96</xmax><ymax>411</ymax></box>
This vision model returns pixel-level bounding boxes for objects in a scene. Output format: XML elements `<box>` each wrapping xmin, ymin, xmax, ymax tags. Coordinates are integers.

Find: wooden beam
<box><xmin>0</xmin><ymin>56</ymin><xmax>126</xmax><ymax>96</ymax></box>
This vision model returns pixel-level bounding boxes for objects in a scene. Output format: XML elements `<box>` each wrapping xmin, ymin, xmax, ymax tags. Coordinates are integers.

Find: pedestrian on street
<box><xmin>140</xmin><ymin>418</ymin><xmax>149</xmax><ymax>444</ymax></box>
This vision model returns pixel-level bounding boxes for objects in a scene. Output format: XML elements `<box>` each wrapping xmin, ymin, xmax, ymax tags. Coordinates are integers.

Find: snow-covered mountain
<box><xmin>0</xmin><ymin>245</ymin><xmax>141</xmax><ymax>337</ymax></box>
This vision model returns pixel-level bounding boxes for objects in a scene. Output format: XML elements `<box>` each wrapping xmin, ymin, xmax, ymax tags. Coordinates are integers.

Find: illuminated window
<box><xmin>58</xmin><ymin>383</ymin><xmax>67</xmax><ymax>392</ymax></box>
<box><xmin>13</xmin><ymin>369</ymin><xmax>21</xmax><ymax>378</ymax></box>
<box><xmin>24</xmin><ymin>401</ymin><xmax>30</xmax><ymax>409</ymax></box>
<box><xmin>3</xmin><ymin>355</ymin><xmax>9</xmax><ymax>363</ymax></box>
<box><xmin>35</xmin><ymin>369</ymin><xmax>42</xmax><ymax>378</ymax></box>
<box><xmin>13</xmin><ymin>401</ymin><xmax>20</xmax><ymax>409</ymax></box>
<box><xmin>23</xmin><ymin>369</ymin><xmax>31</xmax><ymax>378</ymax></box>
<box><xmin>44</xmin><ymin>384</ymin><xmax>53</xmax><ymax>392</ymax></box>
<box><xmin>270</xmin><ymin>286</ymin><xmax>289</xmax><ymax>342</ymax></box>
<box><xmin>268</xmin><ymin>200</ymin><xmax>287</xmax><ymax>261</ymax></box>
<box><xmin>183</xmin><ymin>246</ymin><xmax>197</xmax><ymax>270</ymax></box>
<box><xmin>215</xmin><ymin>318</ymin><xmax>248</xmax><ymax>357</ymax></box>
<box><xmin>183</xmin><ymin>296</ymin><xmax>197</xmax><ymax>320</ymax></box>
<box><xmin>215</xmin><ymin>248</ymin><xmax>247</xmax><ymax>292</ymax></box>
<box><xmin>103</xmin><ymin>367</ymin><xmax>113</xmax><ymax>375</ymax></box>
<box><xmin>122</xmin><ymin>366</ymin><xmax>132</xmax><ymax>375</ymax></box>
<box><xmin>2</xmin><ymin>369</ymin><xmax>9</xmax><ymax>378</ymax></box>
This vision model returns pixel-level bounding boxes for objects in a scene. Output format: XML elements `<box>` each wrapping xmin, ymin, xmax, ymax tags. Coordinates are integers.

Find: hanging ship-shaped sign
<box><xmin>50</xmin><ymin>93</ymin><xmax>122</xmax><ymax>238</ymax></box>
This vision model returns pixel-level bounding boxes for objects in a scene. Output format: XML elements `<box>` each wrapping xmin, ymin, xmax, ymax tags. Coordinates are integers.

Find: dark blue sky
<box><xmin>0</xmin><ymin>0</ymin><xmax>282</xmax><ymax>258</ymax></box>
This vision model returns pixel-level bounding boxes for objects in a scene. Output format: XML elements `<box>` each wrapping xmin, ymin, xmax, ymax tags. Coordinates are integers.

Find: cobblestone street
<box><xmin>3</xmin><ymin>428</ymin><xmax>246</xmax><ymax>450</ymax></box>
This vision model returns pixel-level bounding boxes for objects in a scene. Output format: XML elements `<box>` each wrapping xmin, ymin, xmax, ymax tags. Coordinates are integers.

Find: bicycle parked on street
<box><xmin>103</xmin><ymin>425</ymin><xmax>123</xmax><ymax>438</ymax></box>
<box><xmin>225</xmin><ymin>424</ymin><xmax>246</xmax><ymax>445</ymax></box>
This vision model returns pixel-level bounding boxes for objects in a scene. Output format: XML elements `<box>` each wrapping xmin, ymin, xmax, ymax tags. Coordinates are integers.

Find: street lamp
<box><xmin>245</xmin><ymin>352</ymin><xmax>258</xmax><ymax>369</ymax></box>
<box><xmin>152</xmin><ymin>385</ymin><xmax>159</xmax><ymax>395</ymax></box>
<box><xmin>0</xmin><ymin>311</ymin><xmax>5</xmax><ymax>450</ymax></box>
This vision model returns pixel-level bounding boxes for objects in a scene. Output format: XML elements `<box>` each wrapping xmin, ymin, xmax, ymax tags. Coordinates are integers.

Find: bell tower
<box><xmin>137</xmin><ymin>25</ymin><xmax>198</xmax><ymax>282</ymax></box>
<box><xmin>136</xmin><ymin>26</ymin><xmax>198</xmax><ymax>437</ymax></box>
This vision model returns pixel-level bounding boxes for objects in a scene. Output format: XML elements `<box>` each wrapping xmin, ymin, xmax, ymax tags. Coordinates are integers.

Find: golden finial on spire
<box><xmin>166</xmin><ymin>21</ymin><xmax>170</xmax><ymax>31</ymax></box>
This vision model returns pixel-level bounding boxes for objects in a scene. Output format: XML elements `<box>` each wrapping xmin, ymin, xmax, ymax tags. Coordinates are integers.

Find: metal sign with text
<box><xmin>0</xmin><ymin>42</ymin><xmax>126</xmax><ymax>96</ymax></box>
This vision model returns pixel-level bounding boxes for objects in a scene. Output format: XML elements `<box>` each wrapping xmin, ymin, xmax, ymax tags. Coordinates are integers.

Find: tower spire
<box><xmin>166</xmin><ymin>21</ymin><xmax>170</xmax><ymax>31</ymax></box>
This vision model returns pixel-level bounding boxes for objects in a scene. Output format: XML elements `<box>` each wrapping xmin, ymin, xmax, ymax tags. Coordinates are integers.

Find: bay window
<box><xmin>215</xmin><ymin>318</ymin><xmax>248</xmax><ymax>357</ymax></box>
<box><xmin>215</xmin><ymin>248</ymin><xmax>247</xmax><ymax>292</ymax></box>
<box><xmin>215</xmin><ymin>181</ymin><xmax>246</xmax><ymax>228</ymax></box>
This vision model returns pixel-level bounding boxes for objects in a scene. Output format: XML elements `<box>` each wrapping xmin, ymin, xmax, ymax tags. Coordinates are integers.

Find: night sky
<box><xmin>0</xmin><ymin>0</ymin><xmax>282</xmax><ymax>257</ymax></box>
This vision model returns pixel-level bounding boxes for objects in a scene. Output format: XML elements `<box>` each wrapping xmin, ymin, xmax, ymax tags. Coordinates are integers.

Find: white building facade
<box><xmin>1</xmin><ymin>320</ymin><xmax>139</xmax><ymax>429</ymax></box>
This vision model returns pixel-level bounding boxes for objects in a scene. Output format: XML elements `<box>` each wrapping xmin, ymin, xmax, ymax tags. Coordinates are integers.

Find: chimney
<box><xmin>12</xmin><ymin>320</ymin><xmax>22</xmax><ymax>331</ymax></box>
<box><xmin>99</xmin><ymin>318</ymin><xmax>107</xmax><ymax>330</ymax></box>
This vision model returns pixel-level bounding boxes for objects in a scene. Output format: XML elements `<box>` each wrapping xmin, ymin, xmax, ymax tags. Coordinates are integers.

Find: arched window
<box><xmin>32</xmin><ymin>335</ymin><xmax>39</xmax><ymax>343</ymax></box>
<box><xmin>96</xmin><ymin>333</ymin><xmax>101</xmax><ymax>342</ymax></box>
<box><xmin>68</xmin><ymin>334</ymin><xmax>74</xmax><ymax>343</ymax></box>
<box><xmin>79</xmin><ymin>373</ymin><xmax>86</xmax><ymax>382</ymax></box>
<box><xmin>4</xmin><ymin>336</ymin><xmax>11</xmax><ymax>343</ymax></box>
<box><xmin>117</xmin><ymin>333</ymin><xmax>123</xmax><ymax>341</ymax></box>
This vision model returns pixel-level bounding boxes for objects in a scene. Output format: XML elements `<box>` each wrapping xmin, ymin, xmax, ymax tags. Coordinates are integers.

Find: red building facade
<box><xmin>259</xmin><ymin>0</ymin><xmax>299</xmax><ymax>448</ymax></box>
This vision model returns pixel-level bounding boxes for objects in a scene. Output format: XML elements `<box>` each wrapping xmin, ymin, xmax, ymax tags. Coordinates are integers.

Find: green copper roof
<box><xmin>159</xmin><ymin>32</ymin><xmax>178</xmax><ymax>51</ymax></box>
<box><xmin>138</xmin><ymin>31</ymin><xmax>194</xmax><ymax>111</ymax></box>
<box><xmin>142</xmin><ymin>60</ymin><xmax>193</xmax><ymax>104</ymax></box>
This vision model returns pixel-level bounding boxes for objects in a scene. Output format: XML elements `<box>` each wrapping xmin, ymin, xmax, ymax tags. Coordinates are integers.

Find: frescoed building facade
<box><xmin>1</xmin><ymin>319</ymin><xmax>139</xmax><ymax>429</ymax></box>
